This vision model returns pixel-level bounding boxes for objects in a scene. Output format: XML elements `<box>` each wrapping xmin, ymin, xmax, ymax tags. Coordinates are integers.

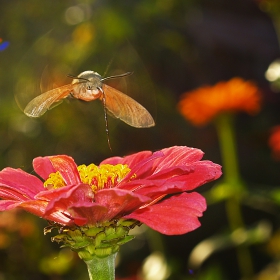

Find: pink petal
<box><xmin>94</xmin><ymin>189</ymin><xmax>152</xmax><ymax>221</ymax></box>
<box><xmin>69</xmin><ymin>202</ymin><xmax>109</xmax><ymax>225</ymax></box>
<box><xmin>44</xmin><ymin>187</ymin><xmax>151</xmax><ymax>226</ymax></box>
<box><xmin>43</xmin><ymin>184</ymin><xmax>93</xmax><ymax>216</ymax></box>
<box><xmin>123</xmin><ymin>192</ymin><xmax>207</xmax><ymax>235</ymax></box>
<box><xmin>19</xmin><ymin>200</ymin><xmax>48</xmax><ymax>216</ymax></box>
<box><xmin>139</xmin><ymin>161</ymin><xmax>222</xmax><ymax>194</ymax></box>
<box><xmin>102</xmin><ymin>151</ymin><xmax>163</xmax><ymax>183</ymax></box>
<box><xmin>122</xmin><ymin>151</ymin><xmax>164</xmax><ymax>180</ymax></box>
<box><xmin>100</xmin><ymin>151</ymin><xmax>153</xmax><ymax>166</ymax></box>
<box><xmin>0</xmin><ymin>167</ymin><xmax>44</xmax><ymax>198</ymax></box>
<box><xmin>19</xmin><ymin>200</ymin><xmax>73</xmax><ymax>225</ymax></box>
<box><xmin>153</xmin><ymin>147</ymin><xmax>204</xmax><ymax>173</ymax></box>
<box><xmin>34</xmin><ymin>155</ymin><xmax>81</xmax><ymax>185</ymax></box>
<box><xmin>0</xmin><ymin>187</ymin><xmax>32</xmax><ymax>201</ymax></box>
<box><xmin>119</xmin><ymin>179</ymin><xmax>180</xmax><ymax>200</ymax></box>
<box><xmin>119</xmin><ymin>161</ymin><xmax>221</xmax><ymax>198</ymax></box>
<box><xmin>0</xmin><ymin>200</ymin><xmax>22</xmax><ymax>211</ymax></box>
<box><xmin>45</xmin><ymin>211</ymin><xmax>74</xmax><ymax>225</ymax></box>
<box><xmin>35</xmin><ymin>184</ymin><xmax>92</xmax><ymax>202</ymax></box>
<box><xmin>101</xmin><ymin>147</ymin><xmax>216</xmax><ymax>187</ymax></box>
<box><xmin>33</xmin><ymin>157</ymin><xmax>56</xmax><ymax>180</ymax></box>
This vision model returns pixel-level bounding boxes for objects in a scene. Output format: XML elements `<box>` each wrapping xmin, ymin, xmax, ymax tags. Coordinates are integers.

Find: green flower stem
<box><xmin>226</xmin><ymin>198</ymin><xmax>253</xmax><ymax>278</ymax></box>
<box><xmin>214</xmin><ymin>113</ymin><xmax>253</xmax><ymax>278</ymax></box>
<box><xmin>214</xmin><ymin>114</ymin><xmax>244</xmax><ymax>230</ymax></box>
<box><xmin>85</xmin><ymin>253</ymin><xmax>117</xmax><ymax>280</ymax></box>
<box><xmin>215</xmin><ymin>114</ymin><xmax>243</xmax><ymax>188</ymax></box>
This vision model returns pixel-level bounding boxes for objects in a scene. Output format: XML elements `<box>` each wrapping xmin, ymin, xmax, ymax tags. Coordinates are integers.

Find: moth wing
<box><xmin>24</xmin><ymin>84</ymin><xmax>74</xmax><ymax>117</ymax></box>
<box><xmin>102</xmin><ymin>84</ymin><xmax>155</xmax><ymax>128</ymax></box>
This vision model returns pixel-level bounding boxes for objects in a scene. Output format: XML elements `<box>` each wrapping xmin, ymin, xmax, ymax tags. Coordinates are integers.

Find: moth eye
<box><xmin>87</xmin><ymin>86</ymin><xmax>91</xmax><ymax>90</ymax></box>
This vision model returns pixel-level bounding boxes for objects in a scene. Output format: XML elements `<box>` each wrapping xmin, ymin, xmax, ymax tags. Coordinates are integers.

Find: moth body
<box><xmin>71</xmin><ymin>71</ymin><xmax>103</xmax><ymax>101</ymax></box>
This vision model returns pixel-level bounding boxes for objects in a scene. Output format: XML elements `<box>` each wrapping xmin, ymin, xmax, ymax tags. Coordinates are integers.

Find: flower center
<box><xmin>78</xmin><ymin>163</ymin><xmax>131</xmax><ymax>191</ymax></box>
<box><xmin>43</xmin><ymin>163</ymin><xmax>131</xmax><ymax>192</ymax></box>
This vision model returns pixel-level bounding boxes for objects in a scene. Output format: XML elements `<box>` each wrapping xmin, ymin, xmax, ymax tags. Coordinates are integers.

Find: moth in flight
<box><xmin>24</xmin><ymin>70</ymin><xmax>155</xmax><ymax>128</ymax></box>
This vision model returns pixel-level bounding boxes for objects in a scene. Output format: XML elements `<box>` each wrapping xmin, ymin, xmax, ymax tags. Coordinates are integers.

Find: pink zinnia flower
<box><xmin>0</xmin><ymin>146</ymin><xmax>221</xmax><ymax>235</ymax></box>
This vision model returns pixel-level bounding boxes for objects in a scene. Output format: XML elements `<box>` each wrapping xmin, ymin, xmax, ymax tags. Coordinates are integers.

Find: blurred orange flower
<box><xmin>178</xmin><ymin>77</ymin><xmax>262</xmax><ymax>126</ymax></box>
<box><xmin>268</xmin><ymin>125</ymin><xmax>280</xmax><ymax>160</ymax></box>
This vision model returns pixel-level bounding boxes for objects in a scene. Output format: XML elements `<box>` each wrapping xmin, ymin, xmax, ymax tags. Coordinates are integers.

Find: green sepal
<box><xmin>85</xmin><ymin>227</ymin><xmax>104</xmax><ymax>237</ymax></box>
<box><xmin>117</xmin><ymin>235</ymin><xmax>135</xmax><ymax>245</ymax></box>
<box><xmin>47</xmin><ymin>219</ymin><xmax>140</xmax><ymax>261</ymax></box>
<box><xmin>118</xmin><ymin>219</ymin><xmax>140</xmax><ymax>228</ymax></box>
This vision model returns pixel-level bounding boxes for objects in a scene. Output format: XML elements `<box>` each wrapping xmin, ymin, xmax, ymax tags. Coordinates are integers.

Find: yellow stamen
<box><xmin>43</xmin><ymin>163</ymin><xmax>131</xmax><ymax>192</ymax></box>
<box><xmin>44</xmin><ymin>171</ymin><xmax>66</xmax><ymax>189</ymax></box>
<box><xmin>78</xmin><ymin>163</ymin><xmax>131</xmax><ymax>192</ymax></box>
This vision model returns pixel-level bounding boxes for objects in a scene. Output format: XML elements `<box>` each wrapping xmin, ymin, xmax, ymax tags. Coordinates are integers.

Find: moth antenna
<box><xmin>67</xmin><ymin>74</ymin><xmax>89</xmax><ymax>82</ymax></box>
<box><xmin>99</xmin><ymin>87</ymin><xmax>112</xmax><ymax>151</ymax></box>
<box><xmin>101</xmin><ymin>72</ymin><xmax>133</xmax><ymax>82</ymax></box>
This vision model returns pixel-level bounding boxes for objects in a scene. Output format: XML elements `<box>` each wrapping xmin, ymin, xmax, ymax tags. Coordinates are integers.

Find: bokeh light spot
<box><xmin>65</xmin><ymin>4</ymin><xmax>91</xmax><ymax>25</ymax></box>
<box><xmin>65</xmin><ymin>6</ymin><xmax>84</xmax><ymax>25</ymax></box>
<box><xmin>141</xmin><ymin>252</ymin><xmax>170</xmax><ymax>280</ymax></box>
<box><xmin>265</xmin><ymin>59</ymin><xmax>280</xmax><ymax>82</ymax></box>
